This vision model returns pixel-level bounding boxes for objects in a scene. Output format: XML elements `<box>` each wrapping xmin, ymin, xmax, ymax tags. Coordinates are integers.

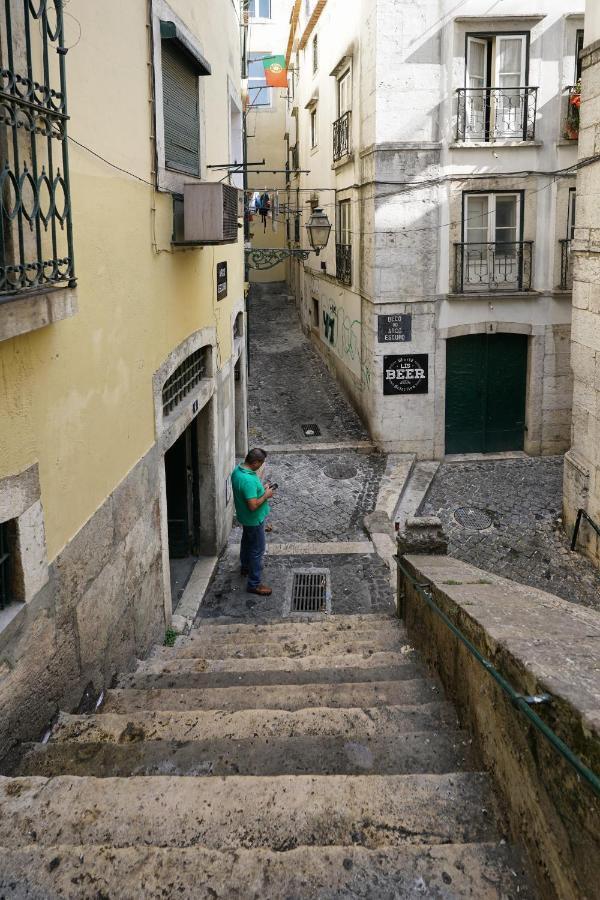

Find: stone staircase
<box><xmin>0</xmin><ymin>613</ymin><xmax>533</xmax><ymax>897</ymax></box>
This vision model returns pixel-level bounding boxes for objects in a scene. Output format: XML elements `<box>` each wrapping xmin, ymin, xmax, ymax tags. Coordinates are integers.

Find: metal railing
<box><xmin>336</xmin><ymin>242</ymin><xmax>352</xmax><ymax>284</ymax></box>
<box><xmin>563</xmin><ymin>85</ymin><xmax>581</xmax><ymax>141</ymax></box>
<box><xmin>560</xmin><ymin>239</ymin><xmax>573</xmax><ymax>290</ymax></box>
<box><xmin>454</xmin><ymin>241</ymin><xmax>533</xmax><ymax>293</ymax></box>
<box><xmin>333</xmin><ymin>110</ymin><xmax>351</xmax><ymax>162</ymax></box>
<box><xmin>0</xmin><ymin>0</ymin><xmax>75</xmax><ymax>300</ymax></box>
<box><xmin>396</xmin><ymin>556</ymin><xmax>600</xmax><ymax>799</ymax></box>
<box><xmin>456</xmin><ymin>87</ymin><xmax>538</xmax><ymax>142</ymax></box>
<box><xmin>571</xmin><ymin>508</ymin><xmax>600</xmax><ymax>552</ymax></box>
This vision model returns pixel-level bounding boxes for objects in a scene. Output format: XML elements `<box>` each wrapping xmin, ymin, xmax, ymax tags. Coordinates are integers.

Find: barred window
<box><xmin>162</xmin><ymin>347</ymin><xmax>209</xmax><ymax>416</ymax></box>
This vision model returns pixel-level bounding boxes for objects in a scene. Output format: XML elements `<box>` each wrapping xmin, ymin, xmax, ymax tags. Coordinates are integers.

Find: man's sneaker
<box><xmin>247</xmin><ymin>584</ymin><xmax>272</xmax><ymax>596</ymax></box>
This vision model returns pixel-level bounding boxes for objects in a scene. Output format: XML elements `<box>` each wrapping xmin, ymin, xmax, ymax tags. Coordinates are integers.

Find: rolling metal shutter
<box><xmin>162</xmin><ymin>40</ymin><xmax>200</xmax><ymax>175</ymax></box>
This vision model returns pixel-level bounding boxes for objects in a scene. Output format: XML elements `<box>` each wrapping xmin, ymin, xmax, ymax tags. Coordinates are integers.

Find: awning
<box><xmin>159</xmin><ymin>21</ymin><xmax>212</xmax><ymax>76</ymax></box>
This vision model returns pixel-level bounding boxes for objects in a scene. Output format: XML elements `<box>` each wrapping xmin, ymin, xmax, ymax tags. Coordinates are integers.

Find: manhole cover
<box><xmin>323</xmin><ymin>461</ymin><xmax>358</xmax><ymax>480</ymax></box>
<box><xmin>454</xmin><ymin>507</ymin><xmax>493</xmax><ymax>530</ymax></box>
<box><xmin>301</xmin><ymin>423</ymin><xmax>321</xmax><ymax>437</ymax></box>
<box><xmin>288</xmin><ymin>569</ymin><xmax>331</xmax><ymax>614</ymax></box>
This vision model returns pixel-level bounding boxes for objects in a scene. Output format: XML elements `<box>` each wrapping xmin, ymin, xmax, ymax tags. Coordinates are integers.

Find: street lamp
<box><xmin>305</xmin><ymin>207</ymin><xmax>332</xmax><ymax>255</ymax></box>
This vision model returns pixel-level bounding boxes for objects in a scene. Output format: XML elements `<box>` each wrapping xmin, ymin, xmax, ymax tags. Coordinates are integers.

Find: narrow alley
<box><xmin>0</xmin><ymin>283</ymin><xmax>534</xmax><ymax>897</ymax></box>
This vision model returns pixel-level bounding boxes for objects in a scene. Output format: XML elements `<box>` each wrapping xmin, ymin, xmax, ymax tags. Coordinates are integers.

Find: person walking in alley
<box><xmin>231</xmin><ymin>448</ymin><xmax>274</xmax><ymax>596</ymax></box>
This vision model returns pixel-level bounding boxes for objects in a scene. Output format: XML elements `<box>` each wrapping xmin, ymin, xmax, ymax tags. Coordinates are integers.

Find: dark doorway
<box><xmin>445</xmin><ymin>333</ymin><xmax>528</xmax><ymax>454</ymax></box>
<box><xmin>165</xmin><ymin>420</ymin><xmax>200</xmax><ymax>607</ymax></box>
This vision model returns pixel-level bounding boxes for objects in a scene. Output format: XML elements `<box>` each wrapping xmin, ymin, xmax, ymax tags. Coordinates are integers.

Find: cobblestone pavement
<box><xmin>420</xmin><ymin>457</ymin><xmax>600</xmax><ymax>611</ymax></box>
<box><xmin>200</xmin><ymin>282</ymin><xmax>392</xmax><ymax>621</ymax></box>
<box><xmin>247</xmin><ymin>283</ymin><xmax>367</xmax><ymax>446</ymax></box>
<box><xmin>229</xmin><ymin>450</ymin><xmax>386</xmax><ymax>545</ymax></box>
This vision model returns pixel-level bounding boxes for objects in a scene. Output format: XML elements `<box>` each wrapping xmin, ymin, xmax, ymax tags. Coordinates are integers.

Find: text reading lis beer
<box><xmin>383</xmin><ymin>354</ymin><xmax>429</xmax><ymax>395</ymax></box>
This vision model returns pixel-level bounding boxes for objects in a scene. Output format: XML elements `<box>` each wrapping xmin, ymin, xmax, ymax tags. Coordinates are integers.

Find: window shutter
<box><xmin>162</xmin><ymin>40</ymin><xmax>200</xmax><ymax>175</ymax></box>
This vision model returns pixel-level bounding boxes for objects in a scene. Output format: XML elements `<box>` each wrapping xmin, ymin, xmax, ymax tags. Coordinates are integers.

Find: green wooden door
<box><xmin>445</xmin><ymin>333</ymin><xmax>527</xmax><ymax>454</ymax></box>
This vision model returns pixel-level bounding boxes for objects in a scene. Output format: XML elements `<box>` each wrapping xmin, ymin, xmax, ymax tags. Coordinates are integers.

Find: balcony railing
<box><xmin>559</xmin><ymin>239</ymin><xmax>573</xmax><ymax>290</ymax></box>
<box><xmin>563</xmin><ymin>85</ymin><xmax>581</xmax><ymax>141</ymax></box>
<box><xmin>456</xmin><ymin>87</ymin><xmax>538</xmax><ymax>142</ymax></box>
<box><xmin>336</xmin><ymin>243</ymin><xmax>352</xmax><ymax>284</ymax></box>
<box><xmin>333</xmin><ymin>111</ymin><xmax>351</xmax><ymax>162</ymax></box>
<box><xmin>454</xmin><ymin>242</ymin><xmax>533</xmax><ymax>293</ymax></box>
<box><xmin>0</xmin><ymin>0</ymin><xmax>75</xmax><ymax>299</ymax></box>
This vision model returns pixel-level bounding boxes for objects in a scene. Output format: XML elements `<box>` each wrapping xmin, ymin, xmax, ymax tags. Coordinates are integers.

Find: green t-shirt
<box><xmin>231</xmin><ymin>464</ymin><xmax>271</xmax><ymax>526</ymax></box>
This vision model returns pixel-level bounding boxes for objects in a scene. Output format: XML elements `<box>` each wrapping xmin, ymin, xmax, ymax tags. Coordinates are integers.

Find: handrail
<box><xmin>395</xmin><ymin>555</ymin><xmax>600</xmax><ymax>799</ymax></box>
<box><xmin>571</xmin><ymin>508</ymin><xmax>600</xmax><ymax>552</ymax></box>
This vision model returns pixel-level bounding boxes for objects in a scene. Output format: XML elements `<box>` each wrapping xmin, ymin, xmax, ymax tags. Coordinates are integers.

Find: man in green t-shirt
<box><xmin>231</xmin><ymin>448</ymin><xmax>275</xmax><ymax>596</ymax></box>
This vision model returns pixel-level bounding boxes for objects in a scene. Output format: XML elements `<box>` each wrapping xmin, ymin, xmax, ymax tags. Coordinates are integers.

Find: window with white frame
<box><xmin>310</xmin><ymin>106</ymin><xmax>318</xmax><ymax>148</ymax></box>
<box><xmin>312</xmin><ymin>34</ymin><xmax>318</xmax><ymax>74</ymax></box>
<box><xmin>462</xmin><ymin>33</ymin><xmax>532</xmax><ymax>141</ymax></box>
<box><xmin>337</xmin><ymin>69</ymin><xmax>351</xmax><ymax>116</ymax></box>
<box><xmin>248</xmin><ymin>0</ymin><xmax>271</xmax><ymax>18</ymax></box>
<box><xmin>337</xmin><ymin>199</ymin><xmax>352</xmax><ymax>246</ymax></box>
<box><xmin>460</xmin><ymin>191</ymin><xmax>528</xmax><ymax>291</ymax></box>
<box><xmin>575</xmin><ymin>29</ymin><xmax>584</xmax><ymax>82</ymax></box>
<box><xmin>567</xmin><ymin>188</ymin><xmax>577</xmax><ymax>240</ymax></box>
<box><xmin>248</xmin><ymin>51</ymin><xmax>272</xmax><ymax>108</ymax></box>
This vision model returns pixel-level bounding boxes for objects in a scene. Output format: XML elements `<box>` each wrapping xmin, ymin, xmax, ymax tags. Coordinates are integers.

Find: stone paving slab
<box><xmin>419</xmin><ymin>457</ymin><xmax>600</xmax><ymax>611</ymax></box>
<box><xmin>198</xmin><ymin>552</ymin><xmax>395</xmax><ymax>622</ymax></box>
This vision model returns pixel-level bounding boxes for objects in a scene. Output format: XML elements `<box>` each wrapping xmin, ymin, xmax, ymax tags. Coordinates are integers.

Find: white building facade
<box><xmin>563</xmin><ymin>0</ymin><xmax>600</xmax><ymax>565</ymax></box>
<box><xmin>285</xmin><ymin>0</ymin><xmax>583</xmax><ymax>457</ymax></box>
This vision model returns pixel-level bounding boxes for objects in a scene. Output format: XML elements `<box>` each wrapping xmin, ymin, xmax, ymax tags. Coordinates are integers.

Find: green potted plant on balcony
<box><xmin>565</xmin><ymin>80</ymin><xmax>581</xmax><ymax>140</ymax></box>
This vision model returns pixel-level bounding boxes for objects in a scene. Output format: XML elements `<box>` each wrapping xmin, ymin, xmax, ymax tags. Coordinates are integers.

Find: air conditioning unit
<box><xmin>183</xmin><ymin>183</ymin><xmax>241</xmax><ymax>244</ymax></box>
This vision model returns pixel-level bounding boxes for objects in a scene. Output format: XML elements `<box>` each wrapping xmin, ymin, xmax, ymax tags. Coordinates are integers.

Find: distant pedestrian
<box><xmin>231</xmin><ymin>448</ymin><xmax>276</xmax><ymax>596</ymax></box>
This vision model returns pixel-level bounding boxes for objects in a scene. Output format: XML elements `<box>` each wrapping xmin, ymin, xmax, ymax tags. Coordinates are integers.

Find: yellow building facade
<box><xmin>0</xmin><ymin>0</ymin><xmax>247</xmax><ymax>759</ymax></box>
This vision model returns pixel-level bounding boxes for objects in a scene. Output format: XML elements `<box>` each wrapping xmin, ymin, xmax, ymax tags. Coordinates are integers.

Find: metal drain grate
<box><xmin>454</xmin><ymin>507</ymin><xmax>493</xmax><ymax>530</ymax></box>
<box><xmin>289</xmin><ymin>569</ymin><xmax>331</xmax><ymax>613</ymax></box>
<box><xmin>301</xmin><ymin>423</ymin><xmax>321</xmax><ymax>437</ymax></box>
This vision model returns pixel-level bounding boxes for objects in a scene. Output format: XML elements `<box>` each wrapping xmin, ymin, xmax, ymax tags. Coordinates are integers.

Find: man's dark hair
<box><xmin>245</xmin><ymin>447</ymin><xmax>267</xmax><ymax>465</ymax></box>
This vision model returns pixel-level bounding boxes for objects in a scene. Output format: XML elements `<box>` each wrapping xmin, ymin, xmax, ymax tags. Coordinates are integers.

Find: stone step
<box><xmin>161</xmin><ymin>633</ymin><xmax>407</xmax><ymax>660</ymax></box>
<box><xmin>0</xmin><ymin>842</ymin><xmax>533</xmax><ymax>899</ymax></box>
<box><xmin>191</xmin><ymin>613</ymin><xmax>403</xmax><ymax>639</ymax></box>
<box><xmin>135</xmin><ymin>649</ymin><xmax>415</xmax><ymax>676</ymax></box>
<box><xmin>116</xmin><ymin>659</ymin><xmax>425</xmax><ymax>691</ymax></box>
<box><xmin>50</xmin><ymin>703</ymin><xmax>459</xmax><ymax>744</ymax></box>
<box><xmin>0</xmin><ymin>773</ymin><xmax>500</xmax><ymax>849</ymax></box>
<box><xmin>102</xmin><ymin>678</ymin><xmax>440</xmax><ymax>713</ymax></box>
<box><xmin>16</xmin><ymin>729</ymin><xmax>476</xmax><ymax>778</ymax></box>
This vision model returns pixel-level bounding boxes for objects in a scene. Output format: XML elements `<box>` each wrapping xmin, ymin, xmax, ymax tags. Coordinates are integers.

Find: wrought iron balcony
<box><xmin>563</xmin><ymin>85</ymin><xmax>581</xmax><ymax>141</ymax></box>
<box><xmin>454</xmin><ymin>242</ymin><xmax>533</xmax><ymax>293</ymax></box>
<box><xmin>333</xmin><ymin>111</ymin><xmax>351</xmax><ymax>162</ymax></box>
<box><xmin>456</xmin><ymin>87</ymin><xmax>538</xmax><ymax>142</ymax></box>
<box><xmin>559</xmin><ymin>239</ymin><xmax>573</xmax><ymax>291</ymax></box>
<box><xmin>336</xmin><ymin>243</ymin><xmax>352</xmax><ymax>284</ymax></box>
<box><xmin>0</xmin><ymin>0</ymin><xmax>75</xmax><ymax>300</ymax></box>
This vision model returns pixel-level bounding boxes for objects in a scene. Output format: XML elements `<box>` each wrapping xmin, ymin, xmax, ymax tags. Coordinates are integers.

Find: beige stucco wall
<box><xmin>0</xmin><ymin>0</ymin><xmax>244</xmax><ymax>562</ymax></box>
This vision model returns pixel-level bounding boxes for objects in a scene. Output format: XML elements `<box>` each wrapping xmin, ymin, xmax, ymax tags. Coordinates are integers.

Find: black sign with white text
<box><xmin>378</xmin><ymin>314</ymin><xmax>412</xmax><ymax>343</ymax></box>
<box><xmin>216</xmin><ymin>262</ymin><xmax>227</xmax><ymax>300</ymax></box>
<box><xmin>383</xmin><ymin>354</ymin><xmax>429</xmax><ymax>395</ymax></box>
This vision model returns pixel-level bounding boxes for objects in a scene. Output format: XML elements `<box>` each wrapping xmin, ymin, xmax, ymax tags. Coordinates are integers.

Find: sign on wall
<box><xmin>383</xmin><ymin>354</ymin><xmax>429</xmax><ymax>395</ymax></box>
<box><xmin>378</xmin><ymin>314</ymin><xmax>412</xmax><ymax>343</ymax></box>
<box><xmin>216</xmin><ymin>262</ymin><xmax>227</xmax><ymax>300</ymax></box>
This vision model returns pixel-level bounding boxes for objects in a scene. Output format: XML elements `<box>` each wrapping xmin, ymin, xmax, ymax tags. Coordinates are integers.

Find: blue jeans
<box><xmin>240</xmin><ymin>522</ymin><xmax>266</xmax><ymax>589</ymax></box>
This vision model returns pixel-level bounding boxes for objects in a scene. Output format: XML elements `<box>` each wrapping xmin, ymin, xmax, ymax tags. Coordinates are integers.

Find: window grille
<box><xmin>0</xmin><ymin>521</ymin><xmax>13</xmax><ymax>611</ymax></box>
<box><xmin>0</xmin><ymin>0</ymin><xmax>75</xmax><ymax>299</ymax></box>
<box><xmin>162</xmin><ymin>347</ymin><xmax>208</xmax><ymax>416</ymax></box>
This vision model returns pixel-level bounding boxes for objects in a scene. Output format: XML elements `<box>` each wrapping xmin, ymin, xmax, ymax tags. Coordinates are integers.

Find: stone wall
<box><xmin>0</xmin><ymin>448</ymin><xmax>165</xmax><ymax>763</ymax></box>
<box><xmin>399</xmin><ymin>553</ymin><xmax>600</xmax><ymax>900</ymax></box>
<box><xmin>564</xmin><ymin>36</ymin><xmax>600</xmax><ymax>565</ymax></box>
